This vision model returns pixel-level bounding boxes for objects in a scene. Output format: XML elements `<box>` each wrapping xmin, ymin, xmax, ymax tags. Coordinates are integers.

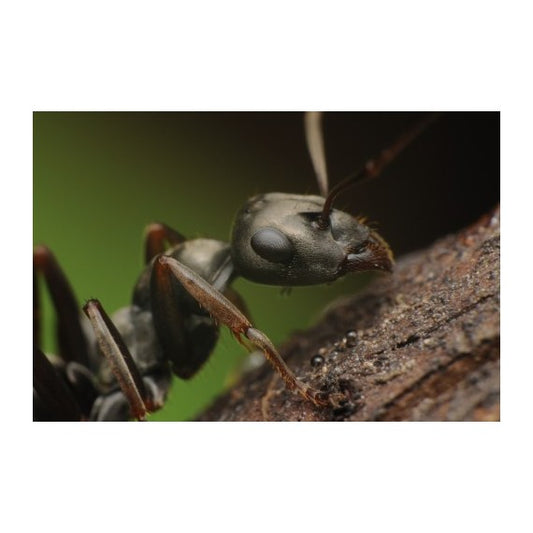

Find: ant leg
<box><xmin>156</xmin><ymin>256</ymin><xmax>330</xmax><ymax>407</ymax></box>
<box><xmin>144</xmin><ymin>222</ymin><xmax>186</xmax><ymax>264</ymax></box>
<box><xmin>33</xmin><ymin>347</ymin><xmax>83</xmax><ymax>421</ymax></box>
<box><xmin>224</xmin><ymin>287</ymin><xmax>252</xmax><ymax>322</ymax></box>
<box><xmin>83</xmin><ymin>299</ymin><xmax>151</xmax><ymax>421</ymax></box>
<box><xmin>34</xmin><ymin>246</ymin><xmax>102</xmax><ymax>419</ymax></box>
<box><xmin>33</xmin><ymin>245</ymin><xmax>90</xmax><ymax>368</ymax></box>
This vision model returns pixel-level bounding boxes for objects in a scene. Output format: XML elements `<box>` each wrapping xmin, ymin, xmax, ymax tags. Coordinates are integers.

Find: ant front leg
<box><xmin>156</xmin><ymin>256</ymin><xmax>333</xmax><ymax>408</ymax></box>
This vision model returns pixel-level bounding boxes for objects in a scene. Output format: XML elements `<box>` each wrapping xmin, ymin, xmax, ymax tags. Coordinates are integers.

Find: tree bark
<box><xmin>199</xmin><ymin>206</ymin><xmax>500</xmax><ymax>421</ymax></box>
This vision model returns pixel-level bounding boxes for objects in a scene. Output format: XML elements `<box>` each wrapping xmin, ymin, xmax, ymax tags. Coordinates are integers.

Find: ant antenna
<box><xmin>305</xmin><ymin>112</ymin><xmax>329</xmax><ymax>197</ymax></box>
<box><xmin>317</xmin><ymin>112</ymin><xmax>442</xmax><ymax>230</ymax></box>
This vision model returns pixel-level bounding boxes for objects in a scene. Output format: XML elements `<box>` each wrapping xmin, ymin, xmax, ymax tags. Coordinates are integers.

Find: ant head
<box><xmin>230</xmin><ymin>192</ymin><xmax>393</xmax><ymax>286</ymax></box>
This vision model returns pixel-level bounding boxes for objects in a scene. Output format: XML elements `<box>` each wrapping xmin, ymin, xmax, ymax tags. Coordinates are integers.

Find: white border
<box><xmin>3</xmin><ymin>2</ymin><xmax>530</xmax><ymax>532</ymax></box>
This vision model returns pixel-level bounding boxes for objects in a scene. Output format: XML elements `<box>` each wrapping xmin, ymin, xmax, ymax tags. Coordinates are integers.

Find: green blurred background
<box><xmin>33</xmin><ymin>112</ymin><xmax>499</xmax><ymax>420</ymax></box>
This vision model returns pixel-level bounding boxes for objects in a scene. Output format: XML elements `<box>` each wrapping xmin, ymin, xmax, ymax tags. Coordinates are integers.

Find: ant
<box><xmin>33</xmin><ymin>112</ymin><xmax>438</xmax><ymax>421</ymax></box>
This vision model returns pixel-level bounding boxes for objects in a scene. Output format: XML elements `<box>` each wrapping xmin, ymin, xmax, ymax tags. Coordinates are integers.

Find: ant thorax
<box><xmin>133</xmin><ymin>239</ymin><xmax>233</xmax><ymax>309</ymax></box>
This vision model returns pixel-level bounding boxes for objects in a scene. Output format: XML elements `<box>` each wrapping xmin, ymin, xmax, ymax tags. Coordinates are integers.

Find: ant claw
<box><xmin>327</xmin><ymin>392</ymin><xmax>349</xmax><ymax>409</ymax></box>
<box><xmin>306</xmin><ymin>389</ymin><xmax>347</xmax><ymax>408</ymax></box>
<box><xmin>304</xmin><ymin>389</ymin><xmax>330</xmax><ymax>407</ymax></box>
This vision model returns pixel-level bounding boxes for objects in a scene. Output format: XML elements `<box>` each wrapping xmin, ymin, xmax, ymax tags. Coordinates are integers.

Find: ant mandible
<box><xmin>33</xmin><ymin>112</ymin><xmax>438</xmax><ymax>421</ymax></box>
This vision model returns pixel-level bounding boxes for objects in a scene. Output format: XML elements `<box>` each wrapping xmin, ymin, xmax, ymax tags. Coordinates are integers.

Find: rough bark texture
<box><xmin>199</xmin><ymin>207</ymin><xmax>500</xmax><ymax>421</ymax></box>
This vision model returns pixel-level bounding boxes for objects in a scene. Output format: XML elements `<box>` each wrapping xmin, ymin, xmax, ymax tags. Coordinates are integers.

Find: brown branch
<box><xmin>199</xmin><ymin>207</ymin><xmax>500</xmax><ymax>421</ymax></box>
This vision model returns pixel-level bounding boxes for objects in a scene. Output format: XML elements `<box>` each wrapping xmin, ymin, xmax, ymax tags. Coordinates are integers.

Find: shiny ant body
<box><xmin>33</xmin><ymin>112</ymin><xmax>437</xmax><ymax>421</ymax></box>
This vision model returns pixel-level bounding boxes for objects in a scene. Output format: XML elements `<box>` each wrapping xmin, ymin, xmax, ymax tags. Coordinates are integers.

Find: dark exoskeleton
<box><xmin>33</xmin><ymin>112</ymin><xmax>438</xmax><ymax>421</ymax></box>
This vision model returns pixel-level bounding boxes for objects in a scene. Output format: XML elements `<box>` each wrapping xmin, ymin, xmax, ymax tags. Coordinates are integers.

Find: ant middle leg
<box><xmin>144</xmin><ymin>222</ymin><xmax>186</xmax><ymax>264</ymax></box>
<box><xmin>155</xmin><ymin>255</ymin><xmax>332</xmax><ymax>407</ymax></box>
<box><xmin>83</xmin><ymin>299</ymin><xmax>171</xmax><ymax>421</ymax></box>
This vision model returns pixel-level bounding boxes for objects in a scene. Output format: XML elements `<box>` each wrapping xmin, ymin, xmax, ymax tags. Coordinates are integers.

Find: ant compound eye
<box><xmin>251</xmin><ymin>227</ymin><xmax>295</xmax><ymax>263</ymax></box>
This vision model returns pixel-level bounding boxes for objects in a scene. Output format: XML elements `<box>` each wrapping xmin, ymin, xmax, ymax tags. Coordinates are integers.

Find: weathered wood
<box><xmin>199</xmin><ymin>207</ymin><xmax>500</xmax><ymax>421</ymax></box>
